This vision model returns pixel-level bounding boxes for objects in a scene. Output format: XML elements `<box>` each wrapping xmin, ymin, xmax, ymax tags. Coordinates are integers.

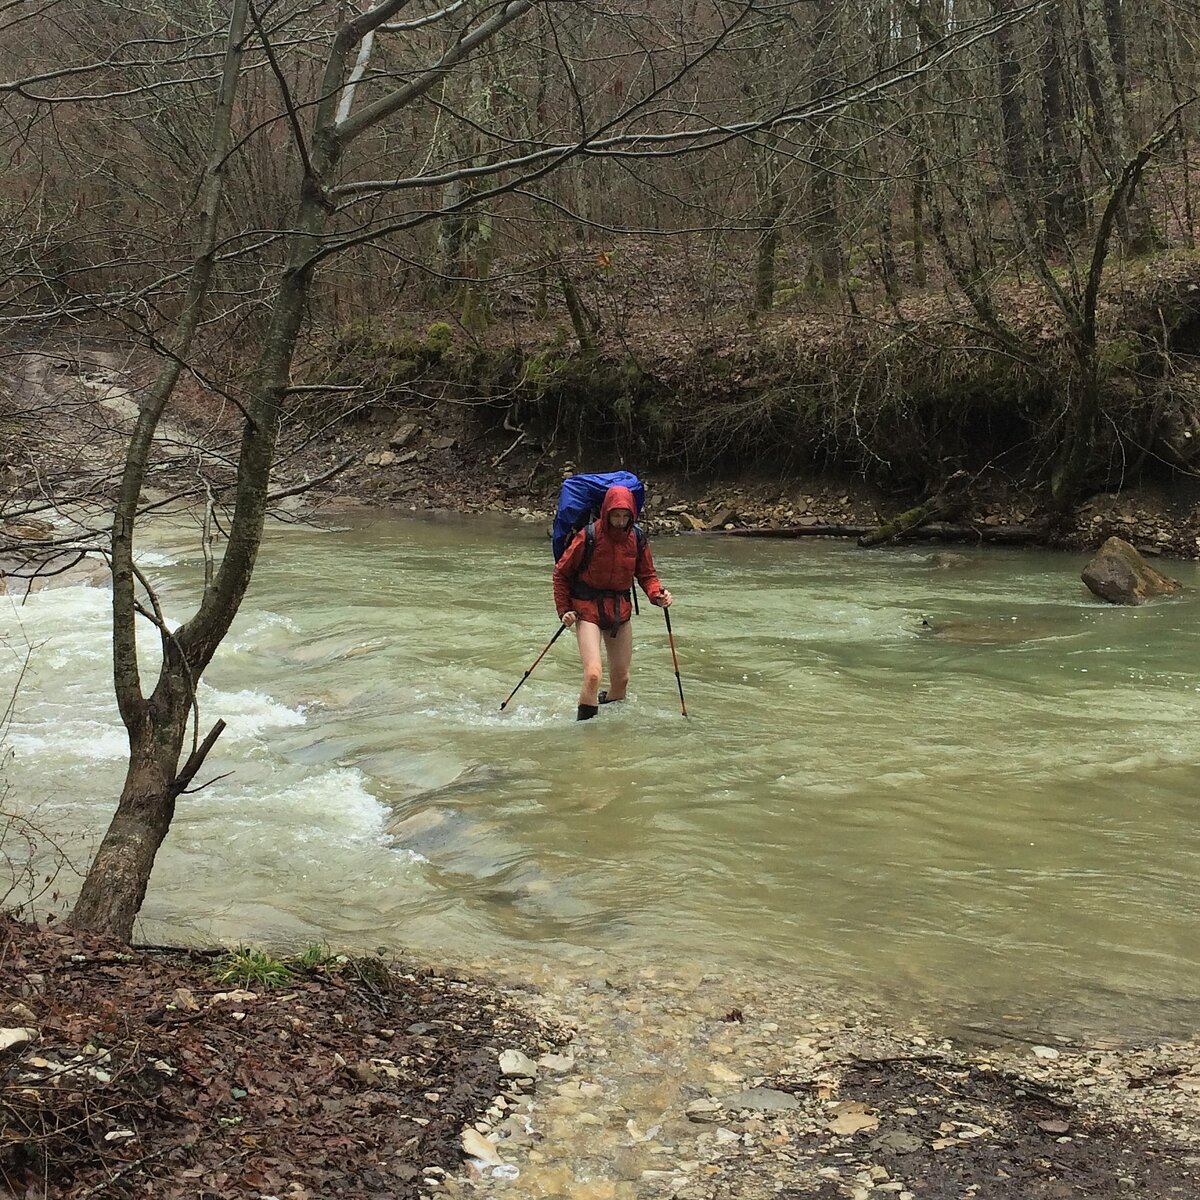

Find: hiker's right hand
<box><xmin>561</xmin><ymin>611</ymin><xmax>577</xmax><ymax>628</ymax></box>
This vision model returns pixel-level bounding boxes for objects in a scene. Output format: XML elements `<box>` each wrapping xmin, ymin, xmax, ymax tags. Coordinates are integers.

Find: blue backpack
<box><xmin>552</xmin><ymin>472</ymin><xmax>648</xmax><ymax>607</ymax></box>
<box><xmin>551</xmin><ymin>471</ymin><xmax>646</xmax><ymax>562</ymax></box>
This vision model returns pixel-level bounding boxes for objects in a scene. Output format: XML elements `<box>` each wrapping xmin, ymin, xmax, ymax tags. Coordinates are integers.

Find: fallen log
<box><xmin>858</xmin><ymin>469</ymin><xmax>970</xmax><ymax>547</ymax></box>
<box><xmin>857</xmin><ymin>498</ymin><xmax>942</xmax><ymax>547</ymax></box>
<box><xmin>698</xmin><ymin>522</ymin><xmax>1044</xmax><ymax>546</ymax></box>
<box><xmin>698</xmin><ymin>523</ymin><xmax>871</xmax><ymax>538</ymax></box>
<box><xmin>917</xmin><ymin>522</ymin><xmax>1045</xmax><ymax>545</ymax></box>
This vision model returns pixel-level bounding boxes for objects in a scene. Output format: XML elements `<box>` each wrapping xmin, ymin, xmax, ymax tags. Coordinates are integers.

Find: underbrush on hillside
<box><xmin>295</xmin><ymin>250</ymin><xmax>1200</xmax><ymax>498</ymax></box>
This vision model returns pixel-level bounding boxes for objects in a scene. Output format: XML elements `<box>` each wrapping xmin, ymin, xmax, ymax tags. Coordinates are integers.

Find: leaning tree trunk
<box><xmin>69</xmin><ymin>191</ymin><xmax>328</xmax><ymax>939</ymax></box>
<box><xmin>69</xmin><ymin>689</ymin><xmax>191</xmax><ymax>938</ymax></box>
<box><xmin>69</xmin><ymin>0</ymin><xmax>250</xmax><ymax>939</ymax></box>
<box><xmin>71</xmin><ymin>0</ymin><xmax>542</xmax><ymax>941</ymax></box>
<box><xmin>858</xmin><ymin>470</ymin><xmax>969</xmax><ymax>547</ymax></box>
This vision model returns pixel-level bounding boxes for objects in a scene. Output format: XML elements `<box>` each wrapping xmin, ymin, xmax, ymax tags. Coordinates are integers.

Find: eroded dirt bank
<box><xmin>4</xmin><ymin>346</ymin><xmax>1200</xmax><ymax>582</ymax></box>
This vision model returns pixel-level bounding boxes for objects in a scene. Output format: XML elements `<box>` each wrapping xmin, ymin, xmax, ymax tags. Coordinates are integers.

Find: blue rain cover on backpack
<box><xmin>552</xmin><ymin>471</ymin><xmax>645</xmax><ymax>560</ymax></box>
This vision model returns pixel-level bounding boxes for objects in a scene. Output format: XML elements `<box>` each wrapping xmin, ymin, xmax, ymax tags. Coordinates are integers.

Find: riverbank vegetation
<box><xmin>303</xmin><ymin>250</ymin><xmax>1200</xmax><ymax>502</ymax></box>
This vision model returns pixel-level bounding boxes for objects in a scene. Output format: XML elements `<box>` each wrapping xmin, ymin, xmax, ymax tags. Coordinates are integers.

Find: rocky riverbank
<box><xmin>276</xmin><ymin>354</ymin><xmax>1200</xmax><ymax>563</ymax></box>
<box><xmin>294</xmin><ymin>408</ymin><xmax>1200</xmax><ymax>562</ymax></box>
<box><xmin>2</xmin><ymin>917</ymin><xmax>1197</xmax><ymax>1199</ymax></box>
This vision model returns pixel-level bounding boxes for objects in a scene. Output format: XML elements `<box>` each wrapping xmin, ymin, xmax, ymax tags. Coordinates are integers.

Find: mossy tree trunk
<box><xmin>752</xmin><ymin>134</ymin><xmax>786</xmax><ymax>312</ymax></box>
<box><xmin>859</xmin><ymin>471</ymin><xmax>969</xmax><ymax>547</ymax></box>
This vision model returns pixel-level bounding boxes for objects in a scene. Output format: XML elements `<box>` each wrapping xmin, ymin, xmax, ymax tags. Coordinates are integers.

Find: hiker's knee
<box><xmin>583</xmin><ymin>663</ymin><xmax>603</xmax><ymax>690</ymax></box>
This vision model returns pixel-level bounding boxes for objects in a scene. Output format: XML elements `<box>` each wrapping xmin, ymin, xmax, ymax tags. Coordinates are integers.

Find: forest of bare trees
<box><xmin>2</xmin><ymin>0</ymin><xmax>1200</xmax><ymax>935</ymax></box>
<box><xmin>4</xmin><ymin>2</ymin><xmax>1199</xmax><ymax>479</ymax></box>
<box><xmin>2</xmin><ymin>2</ymin><xmax>1196</xmax><ymax>315</ymax></box>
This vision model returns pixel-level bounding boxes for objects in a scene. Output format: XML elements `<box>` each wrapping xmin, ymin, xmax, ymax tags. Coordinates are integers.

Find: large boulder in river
<box><xmin>1081</xmin><ymin>536</ymin><xmax>1182</xmax><ymax>605</ymax></box>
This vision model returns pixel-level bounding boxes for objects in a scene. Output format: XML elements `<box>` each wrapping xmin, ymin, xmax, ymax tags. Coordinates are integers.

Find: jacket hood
<box><xmin>600</xmin><ymin>485</ymin><xmax>637</xmax><ymax>531</ymax></box>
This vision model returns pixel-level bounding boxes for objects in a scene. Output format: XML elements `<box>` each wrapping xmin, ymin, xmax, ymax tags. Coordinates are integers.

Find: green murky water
<box><xmin>4</xmin><ymin>512</ymin><xmax>1198</xmax><ymax>1036</ymax></box>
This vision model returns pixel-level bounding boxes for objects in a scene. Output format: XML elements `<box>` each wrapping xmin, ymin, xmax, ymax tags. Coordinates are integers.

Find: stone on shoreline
<box><xmin>389</xmin><ymin>422</ymin><xmax>420</xmax><ymax>449</ymax></box>
<box><xmin>721</xmin><ymin>1086</ymin><xmax>800</xmax><ymax>1113</ymax></box>
<box><xmin>499</xmin><ymin>1048</ymin><xmax>539</xmax><ymax>1078</ymax></box>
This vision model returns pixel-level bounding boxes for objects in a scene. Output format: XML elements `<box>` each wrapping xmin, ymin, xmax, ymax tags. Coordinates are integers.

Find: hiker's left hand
<box><xmin>654</xmin><ymin>590</ymin><xmax>673</xmax><ymax>607</ymax></box>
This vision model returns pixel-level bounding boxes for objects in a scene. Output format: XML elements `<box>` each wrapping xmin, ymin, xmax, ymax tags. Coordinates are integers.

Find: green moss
<box><xmin>1097</xmin><ymin>336</ymin><xmax>1140</xmax><ymax>377</ymax></box>
<box><xmin>848</xmin><ymin>244</ymin><xmax>877</xmax><ymax>270</ymax></box>
<box><xmin>521</xmin><ymin>348</ymin><xmax>567</xmax><ymax>392</ymax></box>
<box><xmin>424</xmin><ymin>321</ymin><xmax>454</xmax><ymax>353</ymax></box>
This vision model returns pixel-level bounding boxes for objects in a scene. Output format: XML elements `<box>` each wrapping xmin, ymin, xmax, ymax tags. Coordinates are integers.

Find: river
<box><xmin>3</xmin><ymin>511</ymin><xmax>1198</xmax><ymax>1039</ymax></box>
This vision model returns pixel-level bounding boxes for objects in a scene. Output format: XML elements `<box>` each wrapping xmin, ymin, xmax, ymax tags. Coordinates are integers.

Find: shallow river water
<box><xmin>3</xmin><ymin>512</ymin><xmax>1199</xmax><ymax>1038</ymax></box>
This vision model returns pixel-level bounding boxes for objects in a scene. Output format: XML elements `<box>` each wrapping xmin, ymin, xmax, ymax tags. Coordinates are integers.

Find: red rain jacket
<box><xmin>552</xmin><ymin>484</ymin><xmax>664</xmax><ymax>632</ymax></box>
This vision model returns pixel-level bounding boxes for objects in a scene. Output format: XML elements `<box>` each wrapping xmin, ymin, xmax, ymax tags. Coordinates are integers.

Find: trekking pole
<box><xmin>663</xmin><ymin>607</ymin><xmax>688</xmax><ymax>718</ymax></box>
<box><xmin>500</xmin><ymin>624</ymin><xmax>568</xmax><ymax>710</ymax></box>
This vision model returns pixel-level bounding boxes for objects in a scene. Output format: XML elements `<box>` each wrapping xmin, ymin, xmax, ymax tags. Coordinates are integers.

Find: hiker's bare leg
<box><xmin>575</xmin><ymin>620</ymin><xmax>603</xmax><ymax>707</ymax></box>
<box><xmin>603</xmin><ymin>620</ymin><xmax>633</xmax><ymax>701</ymax></box>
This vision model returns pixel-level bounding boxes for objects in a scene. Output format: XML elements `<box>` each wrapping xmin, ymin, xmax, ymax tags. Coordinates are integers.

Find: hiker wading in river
<box><xmin>552</xmin><ymin>484</ymin><xmax>673</xmax><ymax>721</ymax></box>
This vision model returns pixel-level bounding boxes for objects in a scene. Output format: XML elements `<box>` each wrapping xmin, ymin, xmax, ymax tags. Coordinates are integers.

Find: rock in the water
<box><xmin>926</xmin><ymin>552</ymin><xmax>970</xmax><ymax>570</ymax></box>
<box><xmin>1081</xmin><ymin>536</ymin><xmax>1182</xmax><ymax>605</ymax></box>
<box><xmin>0</xmin><ymin>518</ymin><xmax>55</xmax><ymax>544</ymax></box>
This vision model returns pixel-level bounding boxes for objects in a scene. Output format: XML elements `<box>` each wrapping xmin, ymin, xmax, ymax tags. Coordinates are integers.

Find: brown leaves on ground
<box><xmin>754</xmin><ymin>1055</ymin><xmax>1196</xmax><ymax>1200</ymax></box>
<box><xmin>0</xmin><ymin>916</ymin><xmax>558</xmax><ymax>1199</ymax></box>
